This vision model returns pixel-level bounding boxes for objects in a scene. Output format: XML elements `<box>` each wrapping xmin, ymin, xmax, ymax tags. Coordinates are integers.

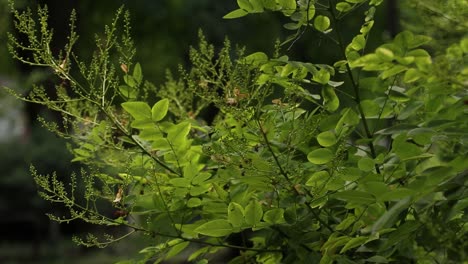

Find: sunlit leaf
<box><xmin>307</xmin><ymin>148</ymin><xmax>334</xmax><ymax>164</ymax></box>
<box><xmin>195</xmin><ymin>219</ymin><xmax>233</xmax><ymax>237</ymax></box>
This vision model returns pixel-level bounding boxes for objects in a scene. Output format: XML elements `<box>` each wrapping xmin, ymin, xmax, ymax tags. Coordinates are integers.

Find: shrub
<box><xmin>4</xmin><ymin>0</ymin><xmax>467</xmax><ymax>263</ymax></box>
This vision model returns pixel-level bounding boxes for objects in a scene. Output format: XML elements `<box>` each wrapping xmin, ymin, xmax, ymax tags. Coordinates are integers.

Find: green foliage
<box><xmin>3</xmin><ymin>0</ymin><xmax>467</xmax><ymax>263</ymax></box>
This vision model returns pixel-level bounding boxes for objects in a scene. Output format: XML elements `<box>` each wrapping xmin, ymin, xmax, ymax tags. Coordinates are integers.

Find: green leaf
<box><xmin>380</xmin><ymin>221</ymin><xmax>421</xmax><ymax>250</ymax></box>
<box><xmin>403</xmin><ymin>68</ymin><xmax>423</xmax><ymax>83</ymax></box>
<box><xmin>314</xmin><ymin>15</ymin><xmax>330</xmax><ymax>31</ymax></box>
<box><xmin>305</xmin><ymin>170</ymin><xmax>330</xmax><ymax>187</ymax></box>
<box><xmin>375</xmin><ymin>47</ymin><xmax>394</xmax><ymax>61</ymax></box>
<box><xmin>194</xmin><ymin>219</ymin><xmax>233</xmax><ymax>237</ymax></box>
<box><xmin>379</xmin><ymin>188</ymin><xmax>414</xmax><ymax>202</ymax></box>
<box><xmin>380</xmin><ymin>65</ymin><xmax>407</xmax><ymax>79</ymax></box>
<box><xmin>392</xmin><ymin>134</ymin><xmax>423</xmax><ymax>160</ymax></box>
<box><xmin>243</xmin><ymin>52</ymin><xmax>268</xmax><ymax>66</ymax></box>
<box><xmin>237</xmin><ymin>0</ymin><xmax>253</xmax><ymax>11</ymax></box>
<box><xmin>278</xmin><ymin>0</ymin><xmax>296</xmax><ymax>16</ymax></box>
<box><xmin>167</xmin><ymin>121</ymin><xmax>191</xmax><ymax>144</ymax></box>
<box><xmin>133</xmin><ymin>62</ymin><xmax>143</xmax><ymax>84</ymax></box>
<box><xmin>335</xmin><ymin>215</ymin><xmax>356</xmax><ymax>231</ymax></box>
<box><xmin>121</xmin><ymin>101</ymin><xmax>151</xmax><ymax>120</ymax></box>
<box><xmin>118</xmin><ymin>85</ymin><xmax>137</xmax><ymax>99</ymax></box>
<box><xmin>388</xmin><ymin>89</ymin><xmax>410</xmax><ymax>103</ymax></box>
<box><xmin>165</xmin><ymin>241</ymin><xmax>189</xmax><ymax>260</ymax></box>
<box><xmin>360</xmin><ymin>100</ymin><xmax>380</xmax><ymax>117</ymax></box>
<box><xmin>408</xmin><ymin>35</ymin><xmax>431</xmax><ymax>49</ymax></box>
<box><xmin>340</xmin><ymin>236</ymin><xmax>368</xmax><ymax>253</ymax></box>
<box><xmin>375</xmin><ymin>124</ymin><xmax>418</xmax><ymax>135</ymax></box>
<box><xmin>317</xmin><ymin>131</ymin><xmax>337</xmax><ymax>147</ymax></box>
<box><xmin>228</xmin><ymin>202</ymin><xmax>245</xmax><ymax>228</ymax></box>
<box><xmin>358</xmin><ymin>157</ymin><xmax>375</xmax><ymax>172</ymax></box>
<box><xmin>263</xmin><ymin>208</ymin><xmax>285</xmax><ymax>224</ymax></box>
<box><xmin>249</xmin><ymin>0</ymin><xmax>265</xmax><ymax>12</ymax></box>
<box><xmin>332</xmin><ymin>190</ymin><xmax>376</xmax><ymax>205</ymax></box>
<box><xmin>187</xmin><ymin>197</ymin><xmax>202</xmax><ymax>208</ymax></box>
<box><xmin>152</xmin><ymin>98</ymin><xmax>169</xmax><ymax>122</ymax></box>
<box><xmin>223</xmin><ymin>9</ymin><xmax>249</xmax><ymax>19</ymax></box>
<box><xmin>366</xmin><ymin>256</ymin><xmax>389</xmax><ymax>263</ymax></box>
<box><xmin>245</xmin><ymin>200</ymin><xmax>263</xmax><ymax>226</ymax></box>
<box><xmin>371</xmin><ymin>197</ymin><xmax>411</xmax><ymax>233</ymax></box>
<box><xmin>307</xmin><ymin>148</ymin><xmax>334</xmax><ymax>164</ymax></box>
<box><xmin>314</xmin><ymin>68</ymin><xmax>331</xmax><ymax>84</ymax></box>
<box><xmin>123</xmin><ymin>75</ymin><xmax>137</xmax><ymax>87</ymax></box>
<box><xmin>322</xmin><ymin>86</ymin><xmax>339</xmax><ymax>112</ymax></box>
<box><xmin>349</xmin><ymin>34</ymin><xmax>366</xmax><ymax>51</ymax></box>
<box><xmin>336</xmin><ymin>2</ymin><xmax>352</xmax><ymax>12</ymax></box>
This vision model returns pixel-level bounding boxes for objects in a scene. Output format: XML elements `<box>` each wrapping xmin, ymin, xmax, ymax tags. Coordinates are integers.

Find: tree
<box><xmin>3</xmin><ymin>0</ymin><xmax>467</xmax><ymax>263</ymax></box>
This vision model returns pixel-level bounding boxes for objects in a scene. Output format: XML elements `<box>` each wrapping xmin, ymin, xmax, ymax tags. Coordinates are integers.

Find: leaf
<box><xmin>187</xmin><ymin>197</ymin><xmax>202</xmax><ymax>208</ymax></box>
<box><xmin>317</xmin><ymin>131</ymin><xmax>337</xmax><ymax>147</ymax></box>
<box><xmin>322</xmin><ymin>86</ymin><xmax>339</xmax><ymax>111</ymax></box>
<box><xmin>379</xmin><ymin>188</ymin><xmax>414</xmax><ymax>202</ymax></box>
<box><xmin>245</xmin><ymin>200</ymin><xmax>263</xmax><ymax>226</ymax></box>
<box><xmin>371</xmin><ymin>197</ymin><xmax>411</xmax><ymax>233</ymax></box>
<box><xmin>305</xmin><ymin>170</ymin><xmax>330</xmax><ymax>187</ymax></box>
<box><xmin>118</xmin><ymin>85</ymin><xmax>137</xmax><ymax>99</ymax></box>
<box><xmin>340</xmin><ymin>236</ymin><xmax>368</xmax><ymax>253</ymax></box>
<box><xmin>123</xmin><ymin>75</ymin><xmax>137</xmax><ymax>87</ymax></box>
<box><xmin>366</xmin><ymin>256</ymin><xmax>389</xmax><ymax>263</ymax></box>
<box><xmin>249</xmin><ymin>0</ymin><xmax>265</xmax><ymax>12</ymax></box>
<box><xmin>228</xmin><ymin>202</ymin><xmax>245</xmax><ymax>228</ymax></box>
<box><xmin>237</xmin><ymin>0</ymin><xmax>253</xmax><ymax>11</ymax></box>
<box><xmin>121</xmin><ymin>101</ymin><xmax>151</xmax><ymax>120</ymax></box>
<box><xmin>403</xmin><ymin>68</ymin><xmax>422</xmax><ymax>83</ymax></box>
<box><xmin>336</xmin><ymin>2</ymin><xmax>352</xmax><ymax>12</ymax></box>
<box><xmin>380</xmin><ymin>221</ymin><xmax>421</xmax><ymax>250</ymax></box>
<box><xmin>194</xmin><ymin>219</ymin><xmax>233</xmax><ymax>237</ymax></box>
<box><xmin>349</xmin><ymin>34</ymin><xmax>366</xmax><ymax>51</ymax></box>
<box><xmin>392</xmin><ymin>134</ymin><xmax>423</xmax><ymax>160</ymax></box>
<box><xmin>278</xmin><ymin>0</ymin><xmax>296</xmax><ymax>16</ymax></box>
<box><xmin>360</xmin><ymin>100</ymin><xmax>380</xmax><ymax>117</ymax></box>
<box><xmin>314</xmin><ymin>15</ymin><xmax>330</xmax><ymax>32</ymax></box>
<box><xmin>375</xmin><ymin>47</ymin><xmax>394</xmax><ymax>61</ymax></box>
<box><xmin>332</xmin><ymin>190</ymin><xmax>376</xmax><ymax>205</ymax></box>
<box><xmin>263</xmin><ymin>208</ymin><xmax>285</xmax><ymax>224</ymax></box>
<box><xmin>223</xmin><ymin>9</ymin><xmax>248</xmax><ymax>19</ymax></box>
<box><xmin>397</xmin><ymin>101</ymin><xmax>423</xmax><ymax>120</ymax></box>
<box><xmin>408</xmin><ymin>34</ymin><xmax>431</xmax><ymax>49</ymax></box>
<box><xmin>314</xmin><ymin>68</ymin><xmax>331</xmax><ymax>84</ymax></box>
<box><xmin>335</xmin><ymin>215</ymin><xmax>356</xmax><ymax>231</ymax></box>
<box><xmin>307</xmin><ymin>148</ymin><xmax>334</xmax><ymax>164</ymax></box>
<box><xmin>167</xmin><ymin>121</ymin><xmax>191</xmax><ymax>144</ymax></box>
<box><xmin>388</xmin><ymin>89</ymin><xmax>410</xmax><ymax>103</ymax></box>
<box><xmin>358</xmin><ymin>157</ymin><xmax>375</xmax><ymax>172</ymax></box>
<box><xmin>152</xmin><ymin>98</ymin><xmax>169</xmax><ymax>122</ymax></box>
<box><xmin>165</xmin><ymin>241</ymin><xmax>189</xmax><ymax>260</ymax></box>
<box><xmin>243</xmin><ymin>52</ymin><xmax>268</xmax><ymax>66</ymax></box>
<box><xmin>133</xmin><ymin>62</ymin><xmax>143</xmax><ymax>84</ymax></box>
<box><xmin>375</xmin><ymin>124</ymin><xmax>418</xmax><ymax>135</ymax></box>
<box><xmin>380</xmin><ymin>65</ymin><xmax>407</xmax><ymax>79</ymax></box>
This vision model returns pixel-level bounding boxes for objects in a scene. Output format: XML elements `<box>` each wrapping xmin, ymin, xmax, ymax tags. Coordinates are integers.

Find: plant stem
<box><xmin>328</xmin><ymin>1</ymin><xmax>381</xmax><ymax>174</ymax></box>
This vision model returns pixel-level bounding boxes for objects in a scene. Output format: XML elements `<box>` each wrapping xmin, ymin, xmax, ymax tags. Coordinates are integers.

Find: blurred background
<box><xmin>0</xmin><ymin>0</ymin><xmax>463</xmax><ymax>263</ymax></box>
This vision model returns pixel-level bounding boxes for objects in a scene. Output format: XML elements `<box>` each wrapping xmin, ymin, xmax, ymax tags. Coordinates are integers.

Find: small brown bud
<box><xmin>120</xmin><ymin>63</ymin><xmax>128</xmax><ymax>74</ymax></box>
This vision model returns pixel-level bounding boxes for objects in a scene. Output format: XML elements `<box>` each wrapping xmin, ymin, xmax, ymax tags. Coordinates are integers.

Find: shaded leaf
<box><xmin>332</xmin><ymin>190</ymin><xmax>376</xmax><ymax>205</ymax></box>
